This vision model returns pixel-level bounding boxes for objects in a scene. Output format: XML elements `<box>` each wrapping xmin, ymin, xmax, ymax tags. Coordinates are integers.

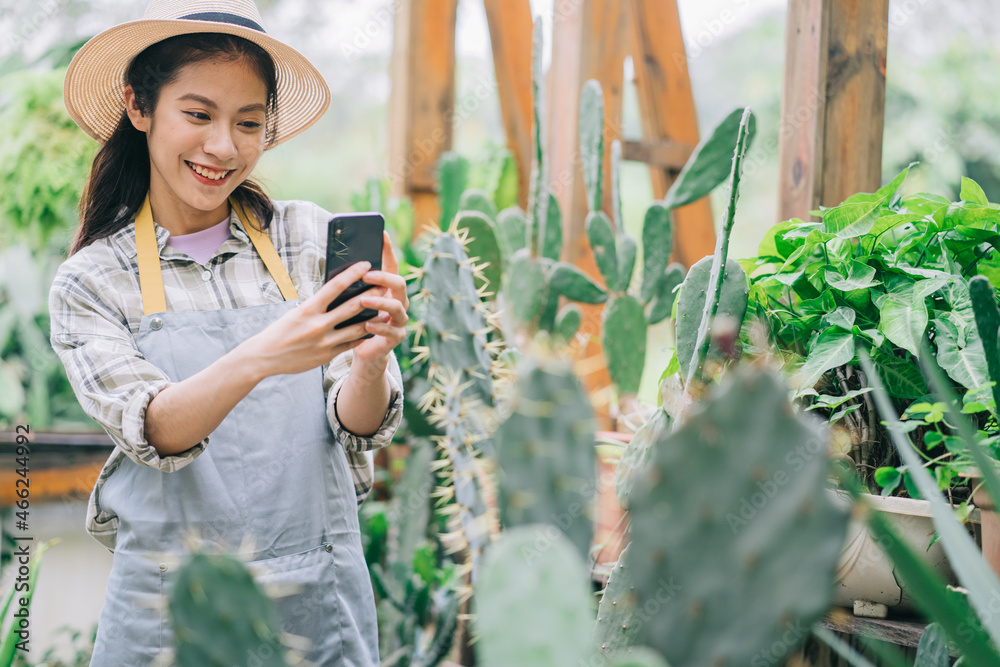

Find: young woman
<box><xmin>49</xmin><ymin>1</ymin><xmax>405</xmax><ymax>664</ymax></box>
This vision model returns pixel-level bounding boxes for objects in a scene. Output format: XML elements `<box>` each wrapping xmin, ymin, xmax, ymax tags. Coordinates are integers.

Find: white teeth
<box><xmin>187</xmin><ymin>161</ymin><xmax>231</xmax><ymax>180</ymax></box>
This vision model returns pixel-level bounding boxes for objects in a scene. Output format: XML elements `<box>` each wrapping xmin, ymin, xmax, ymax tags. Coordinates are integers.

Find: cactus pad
<box><xmin>455</xmin><ymin>211</ymin><xmax>503</xmax><ymax>294</ymax></box>
<box><xmin>555</xmin><ymin>304</ymin><xmax>583</xmax><ymax>343</ymax></box>
<box><xmin>648</xmin><ymin>264</ymin><xmax>686</xmax><ymax>326</ymax></box>
<box><xmin>580</xmin><ymin>79</ymin><xmax>605</xmax><ymax>214</ymax></box>
<box><xmin>593</xmin><ymin>544</ymin><xmax>640</xmax><ymax>656</ymax></box>
<box><xmin>474</xmin><ymin>526</ymin><xmax>594</xmax><ymax>667</ymax></box>
<box><xmin>614</xmin><ymin>407</ymin><xmax>671</xmax><ymax>510</ymax></box>
<box><xmin>437</xmin><ymin>152</ymin><xmax>469</xmax><ymax>230</ymax></box>
<box><xmin>168</xmin><ymin>552</ymin><xmax>286</xmax><ymax>667</ymax></box>
<box><xmin>615</xmin><ymin>234</ymin><xmax>638</xmax><ymax>294</ymax></box>
<box><xmin>640</xmin><ymin>204</ymin><xmax>673</xmax><ymax>303</ymax></box>
<box><xmin>586</xmin><ymin>210</ymin><xmax>618</xmax><ymax>289</ymax></box>
<box><xmin>549</xmin><ymin>262</ymin><xmax>609</xmax><ymax>304</ymax></box>
<box><xmin>495</xmin><ymin>358</ymin><xmax>597</xmax><ymax>559</ymax></box>
<box><xmin>627</xmin><ymin>368</ymin><xmax>850</xmax><ymax>666</ymax></box>
<box><xmin>674</xmin><ymin>256</ymin><xmax>748</xmax><ymax>384</ymax></box>
<box><xmin>504</xmin><ymin>248</ymin><xmax>548</xmax><ymax>327</ymax></box>
<box><xmin>459</xmin><ymin>188</ymin><xmax>499</xmax><ymax>223</ymax></box>
<box><xmin>602</xmin><ymin>295</ymin><xmax>647</xmax><ymax>397</ymax></box>
<box><xmin>496</xmin><ymin>207</ymin><xmax>528</xmax><ymax>259</ymax></box>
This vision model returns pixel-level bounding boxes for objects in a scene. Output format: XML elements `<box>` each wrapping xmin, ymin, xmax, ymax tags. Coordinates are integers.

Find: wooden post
<box><xmin>628</xmin><ymin>0</ymin><xmax>716</xmax><ymax>268</ymax></box>
<box><xmin>483</xmin><ymin>0</ymin><xmax>533</xmax><ymax>211</ymax></box>
<box><xmin>777</xmin><ymin>0</ymin><xmax>889</xmax><ymax>221</ymax></box>
<box><xmin>547</xmin><ymin>0</ymin><xmax>630</xmax><ymax>428</ymax></box>
<box><xmin>387</xmin><ymin>0</ymin><xmax>460</xmax><ymax>237</ymax></box>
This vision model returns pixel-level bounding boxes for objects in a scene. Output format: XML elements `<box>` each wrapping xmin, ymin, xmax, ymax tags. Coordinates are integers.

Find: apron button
<box><xmin>159</xmin><ymin>562</ymin><xmax>168</xmax><ymax>572</ymax></box>
<box><xmin>201</xmin><ymin>269</ymin><xmax>212</xmax><ymax>282</ymax></box>
<box><xmin>150</xmin><ymin>317</ymin><xmax>163</xmax><ymax>331</ymax></box>
<box><xmin>324</xmin><ymin>544</ymin><xmax>333</xmax><ymax>553</ymax></box>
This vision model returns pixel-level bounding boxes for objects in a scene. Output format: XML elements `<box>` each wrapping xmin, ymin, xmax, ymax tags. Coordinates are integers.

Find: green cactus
<box><xmin>614</xmin><ymin>407</ymin><xmax>671</xmax><ymax>510</ymax></box>
<box><xmin>474</xmin><ymin>526</ymin><xmax>595</xmax><ymax>667</ymax></box>
<box><xmin>168</xmin><ymin>552</ymin><xmax>286</xmax><ymax>667</ymax></box>
<box><xmin>411</xmin><ymin>229</ymin><xmax>500</xmax><ymax>408</ymax></box>
<box><xmin>674</xmin><ymin>256</ymin><xmax>748</xmax><ymax>384</ymax></box>
<box><xmin>970</xmin><ymin>275</ymin><xmax>1000</xmax><ymax>412</ymax></box>
<box><xmin>587</xmin><ymin>210</ymin><xmax>619</xmax><ymax>288</ymax></box>
<box><xmin>554</xmin><ymin>304</ymin><xmax>583</xmax><ymax>343</ymax></box>
<box><xmin>455</xmin><ymin>210</ymin><xmax>503</xmax><ymax>294</ymax></box>
<box><xmin>548</xmin><ymin>262</ymin><xmax>609</xmax><ymax>304</ymax></box>
<box><xmin>526</xmin><ymin>18</ymin><xmax>548</xmax><ymax>258</ymax></box>
<box><xmin>610</xmin><ymin>139</ymin><xmax>624</xmax><ymax>238</ymax></box>
<box><xmin>496</xmin><ymin>207</ymin><xmax>528</xmax><ymax>259</ymax></box>
<box><xmin>542</xmin><ymin>191</ymin><xmax>564</xmax><ymax>262</ymax></box>
<box><xmin>640</xmin><ymin>204</ymin><xmax>673</xmax><ymax>303</ymax></box>
<box><xmin>438</xmin><ymin>152</ymin><xmax>469</xmax><ymax>230</ymax></box>
<box><xmin>615</xmin><ymin>234</ymin><xmax>638</xmax><ymax>294</ymax></box>
<box><xmin>504</xmin><ymin>248</ymin><xmax>548</xmax><ymax>327</ymax></box>
<box><xmin>678</xmin><ymin>107</ymin><xmax>754</xmax><ymax>388</ymax></box>
<box><xmin>626</xmin><ymin>368</ymin><xmax>850</xmax><ymax>666</ymax></box>
<box><xmin>495</xmin><ymin>358</ymin><xmax>597</xmax><ymax>559</ymax></box>
<box><xmin>647</xmin><ymin>264</ymin><xmax>685</xmax><ymax>326</ymax></box>
<box><xmin>493</xmin><ymin>151</ymin><xmax>519</xmax><ymax>211</ymax></box>
<box><xmin>580</xmin><ymin>79</ymin><xmax>605</xmax><ymax>214</ymax></box>
<box><xmin>593</xmin><ymin>544</ymin><xmax>640</xmax><ymax>657</ymax></box>
<box><xmin>459</xmin><ymin>188</ymin><xmax>499</xmax><ymax>223</ymax></box>
<box><xmin>602</xmin><ymin>295</ymin><xmax>647</xmax><ymax>398</ymax></box>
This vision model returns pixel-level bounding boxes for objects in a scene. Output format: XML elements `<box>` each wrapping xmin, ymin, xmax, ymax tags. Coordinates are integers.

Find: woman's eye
<box><xmin>185</xmin><ymin>111</ymin><xmax>209</xmax><ymax>120</ymax></box>
<box><xmin>240</xmin><ymin>121</ymin><xmax>262</xmax><ymax>129</ymax></box>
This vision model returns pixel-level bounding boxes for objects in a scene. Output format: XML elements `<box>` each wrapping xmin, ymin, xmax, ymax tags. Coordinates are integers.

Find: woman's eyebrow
<box><xmin>176</xmin><ymin>93</ymin><xmax>266</xmax><ymax>113</ymax></box>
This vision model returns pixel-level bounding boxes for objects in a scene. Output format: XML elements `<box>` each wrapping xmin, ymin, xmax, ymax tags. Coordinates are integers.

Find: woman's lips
<box><xmin>185</xmin><ymin>160</ymin><xmax>235</xmax><ymax>185</ymax></box>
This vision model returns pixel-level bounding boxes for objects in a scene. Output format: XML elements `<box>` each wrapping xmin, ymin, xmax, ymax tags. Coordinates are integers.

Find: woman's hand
<box><xmin>238</xmin><ymin>261</ymin><xmax>379</xmax><ymax>380</ymax></box>
<box><xmin>351</xmin><ymin>231</ymin><xmax>409</xmax><ymax>373</ymax></box>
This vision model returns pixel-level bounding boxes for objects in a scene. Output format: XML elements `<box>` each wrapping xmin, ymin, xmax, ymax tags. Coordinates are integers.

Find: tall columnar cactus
<box><xmin>626</xmin><ymin>368</ymin><xmax>850</xmax><ymax>666</ymax></box>
<box><xmin>167</xmin><ymin>552</ymin><xmax>287</xmax><ymax>667</ymax></box>
<box><xmin>409</xmin><ymin>226</ymin><xmax>507</xmax><ymax>586</ymax></box>
<box><xmin>676</xmin><ymin>107</ymin><xmax>754</xmax><ymax>390</ymax></box>
<box><xmin>494</xmin><ymin>357</ymin><xmax>597</xmax><ymax>559</ymax></box>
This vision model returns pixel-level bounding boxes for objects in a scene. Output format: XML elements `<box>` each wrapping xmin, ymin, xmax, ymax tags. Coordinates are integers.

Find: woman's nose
<box><xmin>204</xmin><ymin>123</ymin><xmax>237</xmax><ymax>161</ymax></box>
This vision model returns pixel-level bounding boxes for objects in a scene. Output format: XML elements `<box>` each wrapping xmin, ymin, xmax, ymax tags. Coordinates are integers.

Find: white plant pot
<box><xmin>828</xmin><ymin>490</ymin><xmax>979</xmax><ymax>618</ymax></box>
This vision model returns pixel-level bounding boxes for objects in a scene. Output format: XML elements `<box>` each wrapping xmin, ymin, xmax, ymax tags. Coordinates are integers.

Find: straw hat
<box><xmin>63</xmin><ymin>0</ymin><xmax>330</xmax><ymax>149</ymax></box>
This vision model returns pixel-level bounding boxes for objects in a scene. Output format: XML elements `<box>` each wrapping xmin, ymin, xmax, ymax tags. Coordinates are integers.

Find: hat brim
<box><xmin>63</xmin><ymin>18</ymin><xmax>330</xmax><ymax>149</ymax></box>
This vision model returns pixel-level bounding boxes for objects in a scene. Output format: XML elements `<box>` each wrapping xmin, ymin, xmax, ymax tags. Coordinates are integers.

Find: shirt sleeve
<box><xmin>323</xmin><ymin>348</ymin><xmax>404</xmax><ymax>453</ymax></box>
<box><xmin>48</xmin><ymin>263</ymin><xmax>208</xmax><ymax>471</ymax></box>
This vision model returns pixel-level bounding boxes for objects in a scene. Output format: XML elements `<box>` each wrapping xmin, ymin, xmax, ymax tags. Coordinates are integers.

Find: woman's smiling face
<box><xmin>125</xmin><ymin>56</ymin><xmax>268</xmax><ymax>230</ymax></box>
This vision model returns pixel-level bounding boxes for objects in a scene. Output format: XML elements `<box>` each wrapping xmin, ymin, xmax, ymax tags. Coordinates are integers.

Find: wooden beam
<box><xmin>548</xmin><ymin>0</ymin><xmax>630</xmax><ymax>428</ymax></box>
<box><xmin>777</xmin><ymin>0</ymin><xmax>889</xmax><ymax>221</ymax></box>
<box><xmin>484</xmin><ymin>0</ymin><xmax>533</xmax><ymax>211</ymax></box>
<box><xmin>388</xmin><ymin>0</ymin><xmax>459</xmax><ymax>237</ymax></box>
<box><xmin>0</xmin><ymin>460</ymin><xmax>105</xmax><ymax>505</ymax></box>
<box><xmin>621</xmin><ymin>138</ymin><xmax>694</xmax><ymax>172</ymax></box>
<box><xmin>628</xmin><ymin>0</ymin><xmax>716</xmax><ymax>268</ymax></box>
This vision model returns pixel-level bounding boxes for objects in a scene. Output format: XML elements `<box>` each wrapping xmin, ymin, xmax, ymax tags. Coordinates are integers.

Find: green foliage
<box><xmin>437</xmin><ymin>152</ymin><xmax>469</xmax><ymax>230</ymax></box>
<box><xmin>1</xmin><ymin>540</ymin><xmax>56</xmax><ymax>667</ymax></box>
<box><xmin>627</xmin><ymin>368</ymin><xmax>849</xmax><ymax>666</ymax></box>
<box><xmin>495</xmin><ymin>358</ymin><xmax>596</xmax><ymax>560</ymax></box>
<box><xmin>0</xmin><ymin>67</ymin><xmax>96</xmax><ymax>253</ymax></box>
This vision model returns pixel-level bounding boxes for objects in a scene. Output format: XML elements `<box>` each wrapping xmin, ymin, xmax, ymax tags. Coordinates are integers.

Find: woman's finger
<box><xmin>361</xmin><ymin>271</ymin><xmax>408</xmax><ymax>307</ymax></box>
<box><xmin>381</xmin><ymin>231</ymin><xmax>399</xmax><ymax>275</ymax></box>
<box><xmin>359</xmin><ymin>295</ymin><xmax>408</xmax><ymax>325</ymax></box>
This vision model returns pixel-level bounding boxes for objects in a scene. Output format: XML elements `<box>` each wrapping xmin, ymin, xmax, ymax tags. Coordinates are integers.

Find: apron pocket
<box><xmin>159</xmin><ymin>544</ymin><xmax>341</xmax><ymax>664</ymax></box>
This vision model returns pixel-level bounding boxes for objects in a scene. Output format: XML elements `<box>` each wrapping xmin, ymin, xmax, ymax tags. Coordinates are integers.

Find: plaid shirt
<box><xmin>48</xmin><ymin>198</ymin><xmax>403</xmax><ymax>551</ymax></box>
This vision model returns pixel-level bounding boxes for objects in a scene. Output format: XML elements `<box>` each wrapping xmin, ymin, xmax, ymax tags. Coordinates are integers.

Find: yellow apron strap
<box><xmin>231</xmin><ymin>199</ymin><xmax>299</xmax><ymax>302</ymax></box>
<box><xmin>134</xmin><ymin>194</ymin><xmax>299</xmax><ymax>316</ymax></box>
<box><xmin>135</xmin><ymin>194</ymin><xmax>166</xmax><ymax>316</ymax></box>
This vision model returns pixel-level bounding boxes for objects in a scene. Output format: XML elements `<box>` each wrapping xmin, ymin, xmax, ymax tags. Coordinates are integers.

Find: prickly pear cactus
<box><xmin>454</xmin><ymin>210</ymin><xmax>503</xmax><ymax>294</ymax></box>
<box><xmin>614</xmin><ymin>407</ymin><xmax>671</xmax><ymax>510</ymax></box>
<box><xmin>554</xmin><ymin>304</ymin><xmax>583</xmax><ymax>343</ymax></box>
<box><xmin>593</xmin><ymin>544</ymin><xmax>640</xmax><ymax>656</ymax></box>
<box><xmin>437</xmin><ymin>152</ymin><xmax>469</xmax><ymax>230</ymax></box>
<box><xmin>647</xmin><ymin>264</ymin><xmax>685</xmax><ymax>326</ymax></box>
<box><xmin>602</xmin><ymin>295</ymin><xmax>647</xmax><ymax>398</ymax></box>
<box><xmin>496</xmin><ymin>207</ymin><xmax>528</xmax><ymax>259</ymax></box>
<box><xmin>970</xmin><ymin>275</ymin><xmax>1000</xmax><ymax>411</ymax></box>
<box><xmin>548</xmin><ymin>262</ymin><xmax>609</xmax><ymax>304</ymax></box>
<box><xmin>458</xmin><ymin>188</ymin><xmax>498</xmax><ymax>223</ymax></box>
<box><xmin>474</xmin><ymin>526</ymin><xmax>594</xmax><ymax>667</ymax></box>
<box><xmin>640</xmin><ymin>204</ymin><xmax>673</xmax><ymax>303</ymax></box>
<box><xmin>627</xmin><ymin>368</ymin><xmax>850</xmax><ymax>666</ymax></box>
<box><xmin>580</xmin><ymin>79</ymin><xmax>605</xmax><ymax>214</ymax></box>
<box><xmin>587</xmin><ymin>210</ymin><xmax>619</xmax><ymax>288</ymax></box>
<box><xmin>494</xmin><ymin>358</ymin><xmax>597</xmax><ymax>559</ymax></box>
<box><xmin>168</xmin><ymin>552</ymin><xmax>286</xmax><ymax>667</ymax></box>
<box><xmin>674</xmin><ymin>256</ymin><xmax>748</xmax><ymax>383</ymax></box>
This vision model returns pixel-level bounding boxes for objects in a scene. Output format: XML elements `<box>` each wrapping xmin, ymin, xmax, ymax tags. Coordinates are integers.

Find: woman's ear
<box><xmin>123</xmin><ymin>85</ymin><xmax>150</xmax><ymax>133</ymax></box>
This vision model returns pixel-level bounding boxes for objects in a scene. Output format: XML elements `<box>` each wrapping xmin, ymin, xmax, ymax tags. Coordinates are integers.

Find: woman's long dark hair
<box><xmin>70</xmin><ymin>33</ymin><xmax>279</xmax><ymax>256</ymax></box>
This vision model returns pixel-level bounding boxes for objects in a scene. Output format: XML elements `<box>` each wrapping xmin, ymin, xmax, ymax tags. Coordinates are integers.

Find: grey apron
<box><xmin>88</xmin><ymin>195</ymin><xmax>378</xmax><ymax>666</ymax></box>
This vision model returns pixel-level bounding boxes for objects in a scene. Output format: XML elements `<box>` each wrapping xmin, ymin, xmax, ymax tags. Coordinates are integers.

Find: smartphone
<box><xmin>325</xmin><ymin>213</ymin><xmax>385</xmax><ymax>338</ymax></box>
